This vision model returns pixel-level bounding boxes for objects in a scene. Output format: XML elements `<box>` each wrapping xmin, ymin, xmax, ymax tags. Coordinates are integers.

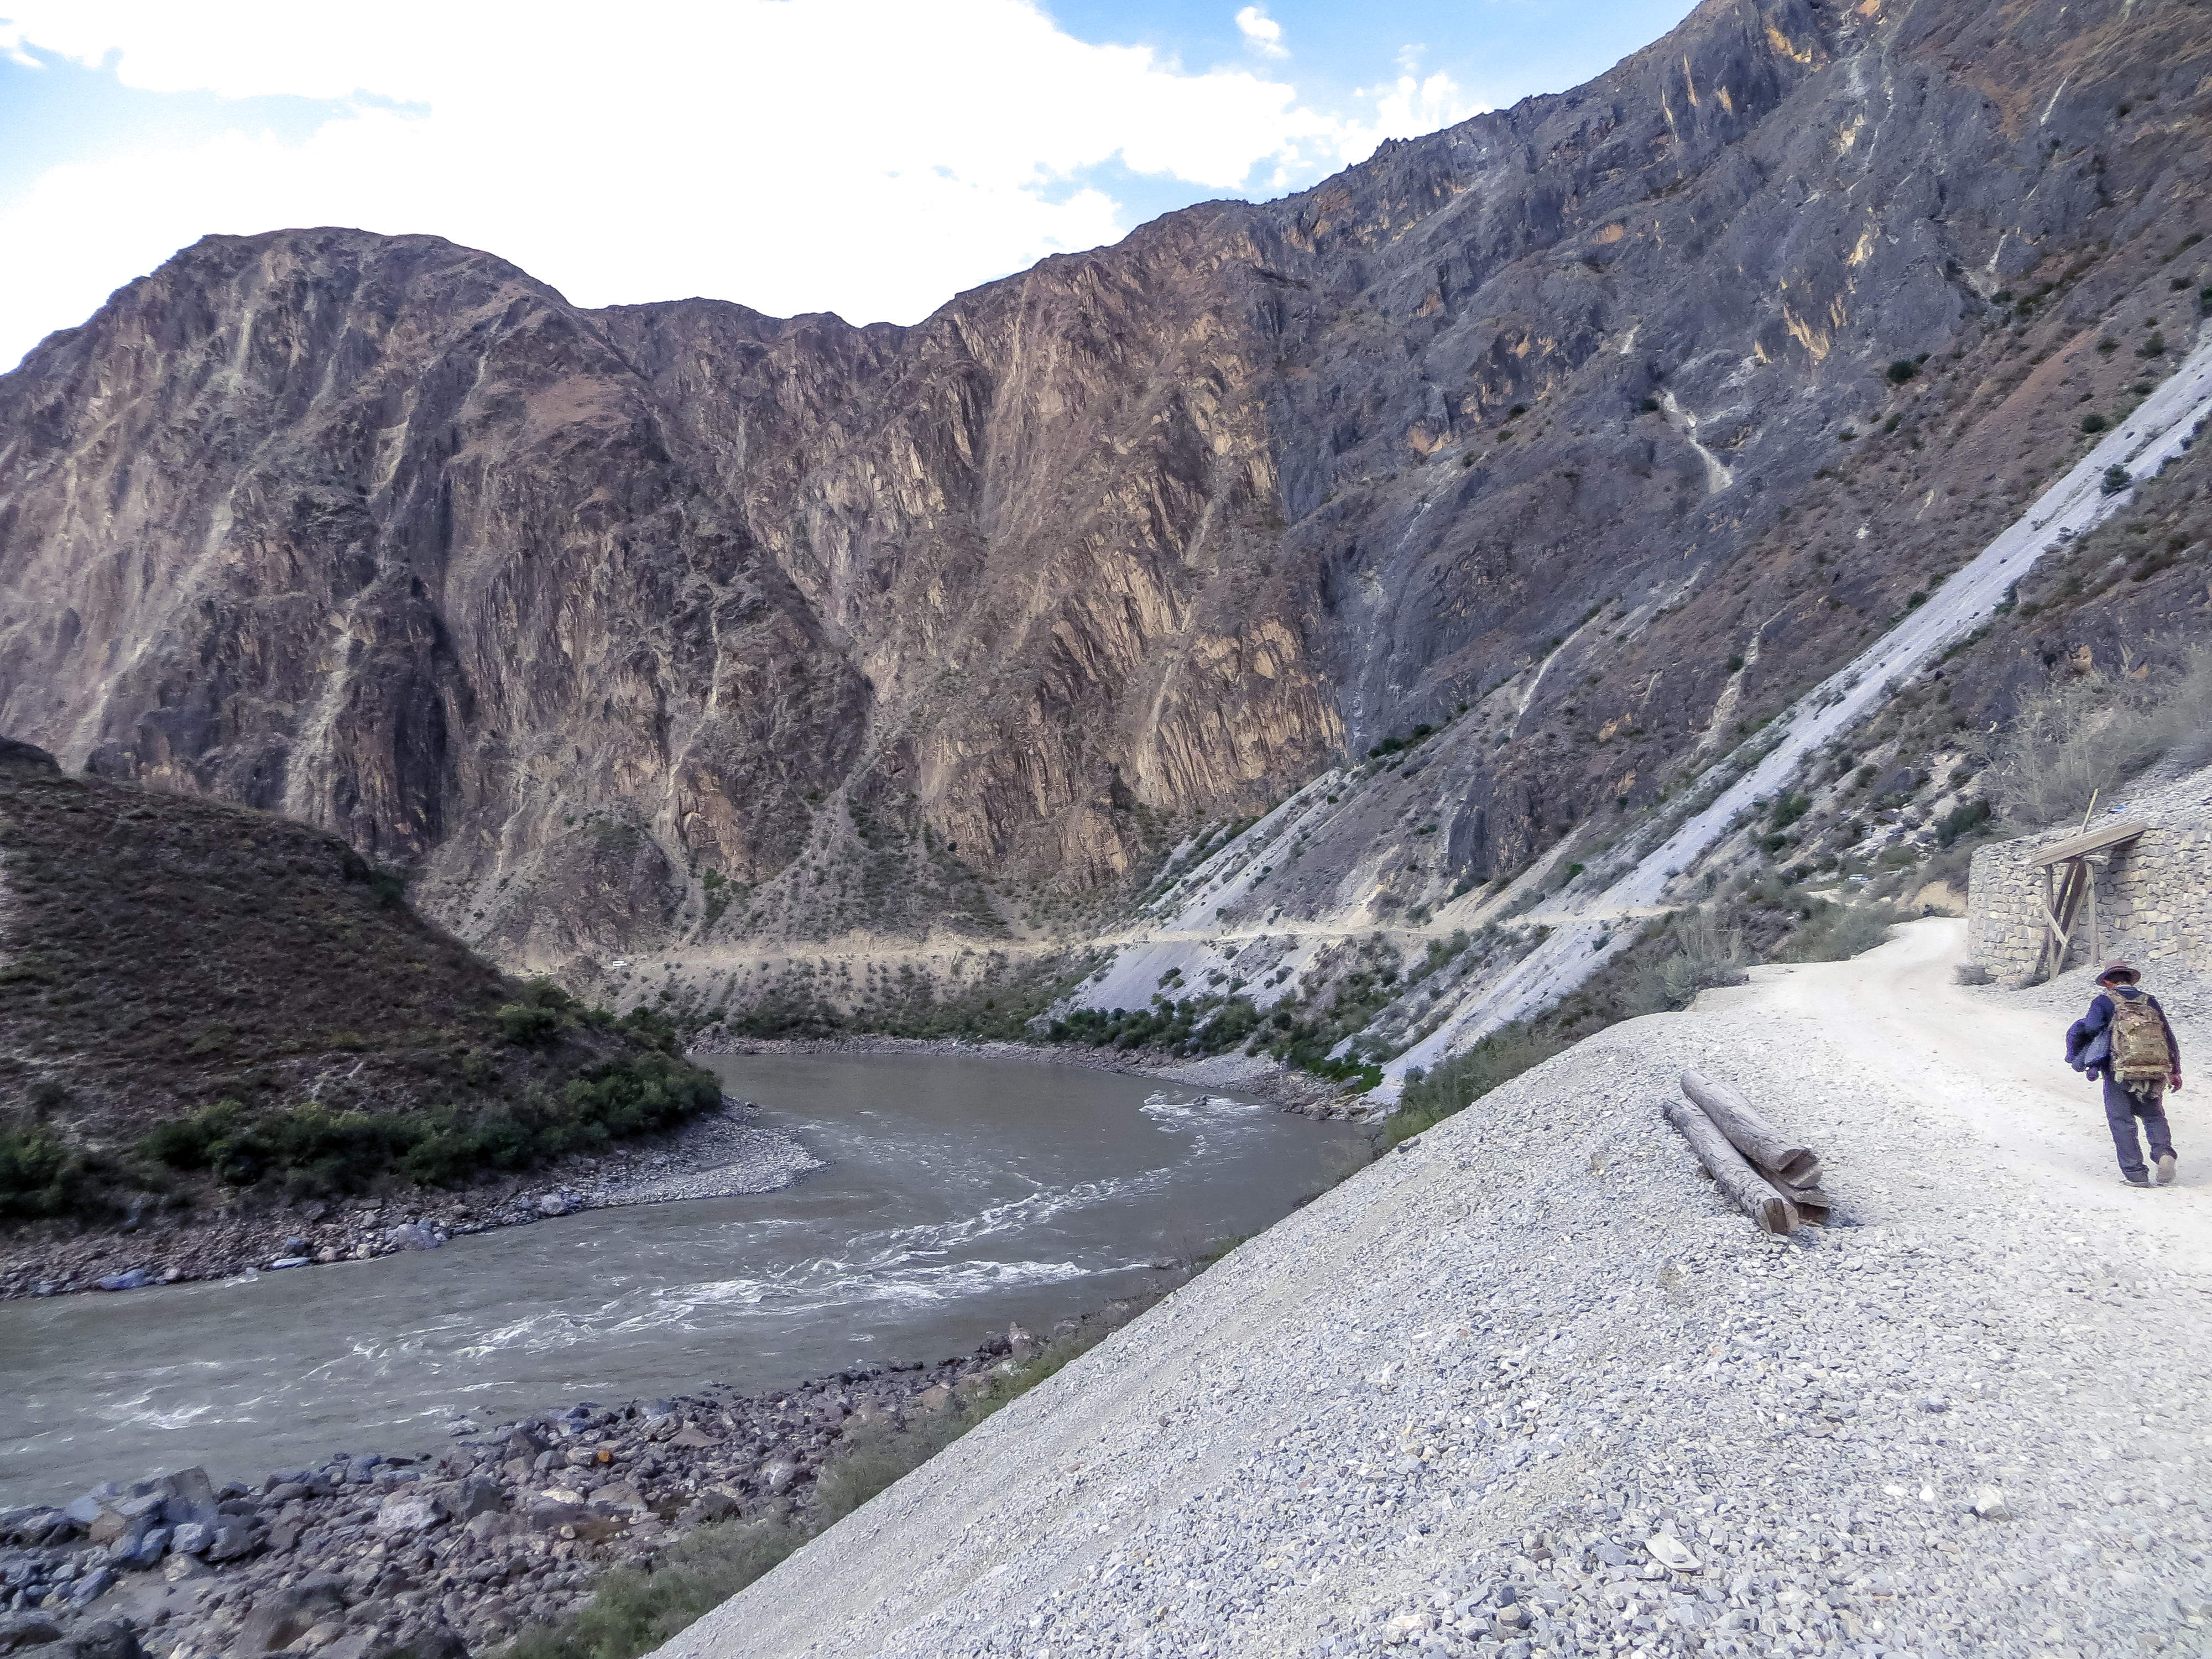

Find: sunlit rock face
<box><xmin>2</xmin><ymin>0</ymin><xmax>2204</xmax><ymax>965</ymax></box>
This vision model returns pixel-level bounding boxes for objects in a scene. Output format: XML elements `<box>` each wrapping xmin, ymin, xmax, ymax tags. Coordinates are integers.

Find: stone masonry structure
<box><xmin>1968</xmin><ymin>766</ymin><xmax>2212</xmax><ymax>983</ymax></box>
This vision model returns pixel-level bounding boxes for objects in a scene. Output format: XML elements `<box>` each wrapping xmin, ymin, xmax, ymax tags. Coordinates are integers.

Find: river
<box><xmin>0</xmin><ymin>1053</ymin><xmax>1364</xmax><ymax>1508</ymax></box>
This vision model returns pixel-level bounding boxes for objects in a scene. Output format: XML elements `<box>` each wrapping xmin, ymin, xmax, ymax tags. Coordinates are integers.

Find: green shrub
<box><xmin>1936</xmin><ymin>799</ymin><xmax>1992</xmax><ymax>847</ymax></box>
<box><xmin>1979</xmin><ymin>648</ymin><xmax>2212</xmax><ymax>825</ymax></box>
<box><xmin>139</xmin><ymin>1052</ymin><xmax>722</xmax><ymax>1195</ymax></box>
<box><xmin>498</xmin><ymin>1520</ymin><xmax>807</xmax><ymax>1659</ymax></box>
<box><xmin>1625</xmin><ymin>908</ymin><xmax>1747</xmax><ymax>1014</ymax></box>
<box><xmin>1385</xmin><ymin>1022</ymin><xmax>1569</xmax><ymax>1149</ymax></box>
<box><xmin>1783</xmin><ymin>902</ymin><xmax>1900</xmax><ymax>963</ymax></box>
<box><xmin>0</xmin><ymin>1124</ymin><xmax>109</xmax><ymax>1220</ymax></box>
<box><xmin>2082</xmin><ymin>413</ymin><xmax>2110</xmax><ymax>435</ymax></box>
<box><xmin>1885</xmin><ymin>358</ymin><xmax>1919</xmax><ymax>384</ymax></box>
<box><xmin>497</xmin><ymin>985</ymin><xmax>575</xmax><ymax>1046</ymax></box>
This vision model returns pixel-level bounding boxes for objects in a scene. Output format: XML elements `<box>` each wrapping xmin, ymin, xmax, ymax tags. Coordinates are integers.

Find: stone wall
<box><xmin>1968</xmin><ymin>777</ymin><xmax>2212</xmax><ymax>983</ymax></box>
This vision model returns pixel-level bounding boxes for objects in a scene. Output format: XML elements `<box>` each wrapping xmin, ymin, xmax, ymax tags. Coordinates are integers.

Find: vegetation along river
<box><xmin>0</xmin><ymin>1053</ymin><xmax>1364</xmax><ymax>1507</ymax></box>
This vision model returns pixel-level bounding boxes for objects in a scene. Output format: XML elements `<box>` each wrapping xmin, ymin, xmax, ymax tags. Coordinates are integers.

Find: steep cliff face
<box><xmin>1</xmin><ymin>0</ymin><xmax>2206</xmax><ymax>975</ymax></box>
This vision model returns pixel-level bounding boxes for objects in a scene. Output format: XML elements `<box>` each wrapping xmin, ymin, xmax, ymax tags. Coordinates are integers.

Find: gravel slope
<box><xmin>658</xmin><ymin>920</ymin><xmax>2212</xmax><ymax>1659</ymax></box>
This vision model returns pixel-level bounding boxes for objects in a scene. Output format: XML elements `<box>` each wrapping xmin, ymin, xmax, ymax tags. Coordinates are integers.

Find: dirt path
<box><xmin>1702</xmin><ymin>918</ymin><xmax>2212</xmax><ymax>1263</ymax></box>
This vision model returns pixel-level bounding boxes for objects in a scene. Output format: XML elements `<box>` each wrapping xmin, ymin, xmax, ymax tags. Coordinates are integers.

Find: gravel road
<box><xmin>658</xmin><ymin>919</ymin><xmax>2212</xmax><ymax>1659</ymax></box>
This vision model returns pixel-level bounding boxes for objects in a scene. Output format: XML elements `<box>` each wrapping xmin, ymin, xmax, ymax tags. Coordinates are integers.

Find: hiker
<box><xmin>2067</xmin><ymin>960</ymin><xmax>2184</xmax><ymax>1188</ymax></box>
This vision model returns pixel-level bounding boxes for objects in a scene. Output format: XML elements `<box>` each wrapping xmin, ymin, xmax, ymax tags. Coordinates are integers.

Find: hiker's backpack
<box><xmin>2109</xmin><ymin>991</ymin><xmax>2173</xmax><ymax>1083</ymax></box>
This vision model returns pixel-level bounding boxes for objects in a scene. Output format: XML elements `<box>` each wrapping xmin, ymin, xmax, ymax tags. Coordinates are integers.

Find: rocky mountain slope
<box><xmin>1</xmin><ymin>0</ymin><xmax>2208</xmax><ymax>1007</ymax></box>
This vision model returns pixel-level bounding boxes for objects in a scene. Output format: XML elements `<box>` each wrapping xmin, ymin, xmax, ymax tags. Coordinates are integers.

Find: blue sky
<box><xmin>0</xmin><ymin>1</ymin><xmax>1695</xmax><ymax>370</ymax></box>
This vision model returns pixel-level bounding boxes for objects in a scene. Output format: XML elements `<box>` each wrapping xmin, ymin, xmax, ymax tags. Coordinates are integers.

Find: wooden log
<box><xmin>1664</xmin><ymin>1095</ymin><xmax>1800</xmax><ymax>1235</ymax></box>
<box><xmin>1681</xmin><ymin>1071</ymin><xmax>1820</xmax><ymax>1184</ymax></box>
<box><xmin>1761</xmin><ymin>1167</ymin><xmax>1830</xmax><ymax>1224</ymax></box>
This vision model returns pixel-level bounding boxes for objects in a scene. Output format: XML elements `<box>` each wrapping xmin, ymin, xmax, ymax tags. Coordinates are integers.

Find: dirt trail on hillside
<box><xmin>1702</xmin><ymin>919</ymin><xmax>2212</xmax><ymax>1261</ymax></box>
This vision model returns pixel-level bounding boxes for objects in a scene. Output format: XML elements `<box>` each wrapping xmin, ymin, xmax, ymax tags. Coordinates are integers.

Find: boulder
<box><xmin>204</xmin><ymin>1521</ymin><xmax>257</xmax><ymax>1562</ymax></box>
<box><xmin>64</xmin><ymin>1566</ymin><xmax>113</xmax><ymax>1608</ymax></box>
<box><xmin>86</xmin><ymin>1496</ymin><xmax>160</xmax><ymax>1548</ymax></box>
<box><xmin>386</xmin><ymin>1223</ymin><xmax>440</xmax><ymax>1251</ymax></box>
<box><xmin>119</xmin><ymin>1526</ymin><xmax>168</xmax><ymax>1568</ymax></box>
<box><xmin>0</xmin><ymin>1612</ymin><xmax>62</xmax><ymax>1652</ymax></box>
<box><xmin>0</xmin><ymin>1509</ymin><xmax>65</xmax><ymax>1547</ymax></box>
<box><xmin>589</xmin><ymin>1481</ymin><xmax>646</xmax><ymax>1516</ymax></box>
<box><xmin>154</xmin><ymin>1469</ymin><xmax>218</xmax><ymax>1530</ymax></box>
<box><xmin>366</xmin><ymin>1621</ymin><xmax>468</xmax><ymax>1659</ymax></box>
<box><xmin>236</xmin><ymin>1573</ymin><xmax>347</xmax><ymax>1652</ymax></box>
<box><xmin>460</xmin><ymin>1510</ymin><xmax>522</xmax><ymax>1543</ymax></box>
<box><xmin>373</xmin><ymin>1493</ymin><xmax>447</xmax><ymax>1534</ymax></box>
<box><xmin>61</xmin><ymin>1492</ymin><xmax>117</xmax><ymax>1529</ymax></box>
<box><xmin>59</xmin><ymin>1621</ymin><xmax>141</xmax><ymax>1659</ymax></box>
<box><xmin>524</xmin><ymin>1498</ymin><xmax>583</xmax><ymax>1533</ymax></box>
<box><xmin>450</xmin><ymin>1477</ymin><xmax>503</xmax><ymax>1520</ymax></box>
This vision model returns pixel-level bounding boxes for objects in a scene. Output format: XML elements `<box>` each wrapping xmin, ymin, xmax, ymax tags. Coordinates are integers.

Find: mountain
<box><xmin>1</xmin><ymin>0</ymin><xmax>2207</xmax><ymax>988</ymax></box>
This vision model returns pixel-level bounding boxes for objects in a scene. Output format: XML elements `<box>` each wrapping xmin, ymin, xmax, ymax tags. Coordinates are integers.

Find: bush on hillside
<box><xmin>1979</xmin><ymin>648</ymin><xmax>2212</xmax><ymax>825</ymax></box>
<box><xmin>497</xmin><ymin>1520</ymin><xmax>808</xmax><ymax>1659</ymax></box>
<box><xmin>0</xmin><ymin>1125</ymin><xmax>113</xmax><ymax>1221</ymax></box>
<box><xmin>1625</xmin><ymin>907</ymin><xmax>1747</xmax><ymax>1015</ymax></box>
<box><xmin>140</xmin><ymin>1051</ymin><xmax>722</xmax><ymax>1196</ymax></box>
<box><xmin>1782</xmin><ymin>901</ymin><xmax>1901</xmax><ymax>963</ymax></box>
<box><xmin>1385</xmin><ymin>1022</ymin><xmax>1569</xmax><ymax>1150</ymax></box>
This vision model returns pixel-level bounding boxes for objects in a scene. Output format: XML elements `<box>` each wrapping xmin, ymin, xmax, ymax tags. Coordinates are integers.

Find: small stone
<box><xmin>1970</xmin><ymin>1485</ymin><xmax>2011</xmax><ymax>1521</ymax></box>
<box><xmin>93</xmin><ymin>1269</ymin><xmax>152</xmax><ymax>1292</ymax></box>
<box><xmin>1645</xmin><ymin>1534</ymin><xmax>1700</xmax><ymax>1572</ymax></box>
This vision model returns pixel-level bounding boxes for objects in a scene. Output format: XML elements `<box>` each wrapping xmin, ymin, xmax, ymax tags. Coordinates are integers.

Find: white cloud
<box><xmin>1235</xmin><ymin>6</ymin><xmax>1288</xmax><ymax>59</ymax></box>
<box><xmin>1</xmin><ymin>0</ymin><xmax>1434</xmax><ymax>368</ymax></box>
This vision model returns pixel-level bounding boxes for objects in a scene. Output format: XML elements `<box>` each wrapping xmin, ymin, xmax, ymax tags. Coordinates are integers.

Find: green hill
<box><xmin>0</xmin><ymin>740</ymin><xmax>718</xmax><ymax>1221</ymax></box>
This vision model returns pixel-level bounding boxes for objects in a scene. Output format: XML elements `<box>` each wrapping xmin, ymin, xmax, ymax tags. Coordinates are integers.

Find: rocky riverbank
<box><xmin>0</xmin><ymin>1300</ymin><xmax>1152</xmax><ymax>1659</ymax></box>
<box><xmin>687</xmin><ymin>1031</ymin><xmax>1365</xmax><ymax>1119</ymax></box>
<box><xmin>0</xmin><ymin>1100</ymin><xmax>819</xmax><ymax>1303</ymax></box>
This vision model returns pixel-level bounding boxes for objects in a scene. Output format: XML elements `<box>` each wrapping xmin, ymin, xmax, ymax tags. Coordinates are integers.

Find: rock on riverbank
<box><xmin>0</xmin><ymin>1303</ymin><xmax>1149</xmax><ymax>1659</ymax></box>
<box><xmin>0</xmin><ymin>1100</ymin><xmax>818</xmax><ymax>1302</ymax></box>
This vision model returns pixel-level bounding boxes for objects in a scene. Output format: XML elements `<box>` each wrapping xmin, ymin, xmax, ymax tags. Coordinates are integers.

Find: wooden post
<box><xmin>2086</xmin><ymin>857</ymin><xmax>2099</xmax><ymax>971</ymax></box>
<box><xmin>1680</xmin><ymin>1071</ymin><xmax>1820</xmax><ymax>1185</ymax></box>
<box><xmin>1664</xmin><ymin>1095</ymin><xmax>1799</xmax><ymax>1234</ymax></box>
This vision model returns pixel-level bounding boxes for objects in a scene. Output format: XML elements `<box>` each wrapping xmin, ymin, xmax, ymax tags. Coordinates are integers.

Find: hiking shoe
<box><xmin>2157</xmin><ymin>1153</ymin><xmax>2178</xmax><ymax>1186</ymax></box>
<box><xmin>2123</xmin><ymin>1176</ymin><xmax>2153</xmax><ymax>1188</ymax></box>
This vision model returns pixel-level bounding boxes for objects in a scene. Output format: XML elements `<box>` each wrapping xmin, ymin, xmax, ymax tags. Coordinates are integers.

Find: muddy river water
<box><xmin>0</xmin><ymin>1053</ymin><xmax>1363</xmax><ymax>1507</ymax></box>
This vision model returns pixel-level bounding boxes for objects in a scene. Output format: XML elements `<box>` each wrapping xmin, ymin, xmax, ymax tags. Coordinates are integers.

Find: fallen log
<box><xmin>1663</xmin><ymin>1095</ymin><xmax>1800</xmax><ymax>1234</ymax></box>
<box><xmin>1760</xmin><ymin>1167</ymin><xmax>1830</xmax><ymax>1224</ymax></box>
<box><xmin>1681</xmin><ymin>1071</ymin><xmax>1820</xmax><ymax>1185</ymax></box>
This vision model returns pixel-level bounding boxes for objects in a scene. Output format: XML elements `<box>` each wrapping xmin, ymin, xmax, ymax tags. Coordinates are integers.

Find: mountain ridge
<box><xmin>1</xmin><ymin>0</ymin><xmax>2207</xmax><ymax>1004</ymax></box>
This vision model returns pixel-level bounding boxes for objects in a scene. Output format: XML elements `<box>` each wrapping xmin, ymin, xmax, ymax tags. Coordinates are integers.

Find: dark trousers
<box><xmin>2103</xmin><ymin>1075</ymin><xmax>2175</xmax><ymax>1180</ymax></box>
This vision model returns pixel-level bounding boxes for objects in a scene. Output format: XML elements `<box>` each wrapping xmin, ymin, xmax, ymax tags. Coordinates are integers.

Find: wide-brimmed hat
<box><xmin>2098</xmin><ymin>960</ymin><xmax>2141</xmax><ymax>984</ymax></box>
